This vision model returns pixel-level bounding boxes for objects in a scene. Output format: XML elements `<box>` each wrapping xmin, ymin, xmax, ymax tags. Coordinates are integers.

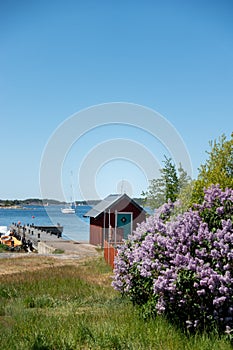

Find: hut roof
<box><xmin>84</xmin><ymin>193</ymin><xmax>145</xmax><ymax>218</ymax></box>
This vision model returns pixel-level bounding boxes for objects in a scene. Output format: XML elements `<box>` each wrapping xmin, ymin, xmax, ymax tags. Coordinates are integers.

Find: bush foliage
<box><xmin>112</xmin><ymin>185</ymin><xmax>233</xmax><ymax>334</ymax></box>
<box><xmin>192</xmin><ymin>133</ymin><xmax>233</xmax><ymax>204</ymax></box>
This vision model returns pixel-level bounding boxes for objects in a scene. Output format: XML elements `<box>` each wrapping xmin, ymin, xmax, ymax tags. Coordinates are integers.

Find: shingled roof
<box><xmin>84</xmin><ymin>193</ymin><xmax>144</xmax><ymax>218</ymax></box>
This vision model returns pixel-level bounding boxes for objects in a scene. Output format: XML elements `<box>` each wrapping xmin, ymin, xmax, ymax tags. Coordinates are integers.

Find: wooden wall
<box><xmin>104</xmin><ymin>240</ymin><xmax>117</xmax><ymax>269</ymax></box>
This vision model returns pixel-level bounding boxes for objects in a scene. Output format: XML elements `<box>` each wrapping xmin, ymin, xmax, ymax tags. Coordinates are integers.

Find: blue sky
<box><xmin>1</xmin><ymin>0</ymin><xmax>233</xmax><ymax>201</ymax></box>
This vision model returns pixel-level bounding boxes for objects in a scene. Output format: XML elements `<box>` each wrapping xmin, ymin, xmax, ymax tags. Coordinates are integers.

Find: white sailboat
<box><xmin>61</xmin><ymin>197</ymin><xmax>76</xmax><ymax>214</ymax></box>
<box><xmin>61</xmin><ymin>206</ymin><xmax>75</xmax><ymax>214</ymax></box>
<box><xmin>61</xmin><ymin>173</ymin><xmax>76</xmax><ymax>214</ymax></box>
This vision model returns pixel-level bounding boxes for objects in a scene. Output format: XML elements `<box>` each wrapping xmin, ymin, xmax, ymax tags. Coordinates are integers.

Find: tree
<box><xmin>142</xmin><ymin>156</ymin><xmax>191</xmax><ymax>210</ymax></box>
<box><xmin>162</xmin><ymin>156</ymin><xmax>179</xmax><ymax>202</ymax></box>
<box><xmin>191</xmin><ymin>133</ymin><xmax>233</xmax><ymax>204</ymax></box>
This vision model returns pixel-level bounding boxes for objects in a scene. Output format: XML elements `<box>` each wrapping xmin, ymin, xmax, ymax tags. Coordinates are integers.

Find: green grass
<box><xmin>0</xmin><ymin>244</ymin><xmax>9</xmax><ymax>252</ymax></box>
<box><xmin>0</xmin><ymin>256</ymin><xmax>231</xmax><ymax>349</ymax></box>
<box><xmin>52</xmin><ymin>248</ymin><xmax>65</xmax><ymax>254</ymax></box>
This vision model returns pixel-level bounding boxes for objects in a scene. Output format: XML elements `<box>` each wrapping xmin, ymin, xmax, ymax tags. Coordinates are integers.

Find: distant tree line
<box><xmin>0</xmin><ymin>198</ymin><xmax>65</xmax><ymax>207</ymax></box>
<box><xmin>0</xmin><ymin>199</ymin><xmax>21</xmax><ymax>207</ymax></box>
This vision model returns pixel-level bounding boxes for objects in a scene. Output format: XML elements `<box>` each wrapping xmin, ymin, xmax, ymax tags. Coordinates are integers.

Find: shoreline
<box><xmin>0</xmin><ymin>206</ymin><xmax>22</xmax><ymax>209</ymax></box>
<box><xmin>8</xmin><ymin>223</ymin><xmax>98</xmax><ymax>257</ymax></box>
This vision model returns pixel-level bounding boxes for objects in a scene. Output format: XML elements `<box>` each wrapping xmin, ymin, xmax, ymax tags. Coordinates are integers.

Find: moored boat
<box><xmin>61</xmin><ymin>207</ymin><xmax>75</xmax><ymax>214</ymax></box>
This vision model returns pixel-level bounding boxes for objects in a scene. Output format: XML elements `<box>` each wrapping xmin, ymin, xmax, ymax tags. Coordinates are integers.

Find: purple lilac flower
<box><xmin>112</xmin><ymin>185</ymin><xmax>233</xmax><ymax>332</ymax></box>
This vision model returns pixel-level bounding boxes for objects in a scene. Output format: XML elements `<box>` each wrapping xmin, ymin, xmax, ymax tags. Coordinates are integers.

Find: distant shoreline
<box><xmin>0</xmin><ymin>206</ymin><xmax>22</xmax><ymax>210</ymax></box>
<box><xmin>0</xmin><ymin>197</ymin><xmax>143</xmax><ymax>208</ymax></box>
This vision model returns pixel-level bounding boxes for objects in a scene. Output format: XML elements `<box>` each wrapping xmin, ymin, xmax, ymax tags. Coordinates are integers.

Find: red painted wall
<box><xmin>104</xmin><ymin>240</ymin><xmax>116</xmax><ymax>269</ymax></box>
<box><xmin>89</xmin><ymin>221</ymin><xmax>103</xmax><ymax>246</ymax></box>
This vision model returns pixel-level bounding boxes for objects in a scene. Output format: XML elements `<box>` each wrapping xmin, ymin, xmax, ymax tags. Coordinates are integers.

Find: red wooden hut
<box><xmin>84</xmin><ymin>193</ymin><xmax>146</xmax><ymax>248</ymax></box>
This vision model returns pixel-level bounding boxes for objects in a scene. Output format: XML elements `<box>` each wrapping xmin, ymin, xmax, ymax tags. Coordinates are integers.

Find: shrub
<box><xmin>112</xmin><ymin>185</ymin><xmax>233</xmax><ymax>333</ymax></box>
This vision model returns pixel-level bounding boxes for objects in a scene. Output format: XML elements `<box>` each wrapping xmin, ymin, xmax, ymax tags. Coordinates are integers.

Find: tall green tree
<box><xmin>162</xmin><ymin>156</ymin><xmax>179</xmax><ymax>202</ymax></box>
<box><xmin>142</xmin><ymin>156</ymin><xmax>191</xmax><ymax>210</ymax></box>
<box><xmin>191</xmin><ymin>133</ymin><xmax>233</xmax><ymax>204</ymax></box>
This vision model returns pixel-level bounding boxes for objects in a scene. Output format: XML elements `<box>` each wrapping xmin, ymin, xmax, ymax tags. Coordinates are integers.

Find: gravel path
<box><xmin>39</xmin><ymin>240</ymin><xmax>99</xmax><ymax>258</ymax></box>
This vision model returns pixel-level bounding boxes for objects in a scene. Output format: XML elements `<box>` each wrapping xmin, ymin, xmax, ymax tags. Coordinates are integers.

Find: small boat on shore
<box><xmin>0</xmin><ymin>235</ymin><xmax>22</xmax><ymax>248</ymax></box>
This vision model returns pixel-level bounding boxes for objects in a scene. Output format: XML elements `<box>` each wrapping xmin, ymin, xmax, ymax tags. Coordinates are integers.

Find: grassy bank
<box><xmin>0</xmin><ymin>256</ymin><xmax>231</xmax><ymax>350</ymax></box>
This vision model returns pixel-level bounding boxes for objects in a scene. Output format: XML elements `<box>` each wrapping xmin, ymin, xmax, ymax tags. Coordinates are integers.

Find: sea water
<box><xmin>0</xmin><ymin>205</ymin><xmax>91</xmax><ymax>242</ymax></box>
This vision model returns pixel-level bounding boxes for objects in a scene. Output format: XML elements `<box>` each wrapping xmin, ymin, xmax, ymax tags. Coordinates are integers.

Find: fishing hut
<box><xmin>84</xmin><ymin>193</ymin><xmax>146</xmax><ymax>267</ymax></box>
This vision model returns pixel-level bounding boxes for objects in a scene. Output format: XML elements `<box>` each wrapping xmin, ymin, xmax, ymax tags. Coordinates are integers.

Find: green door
<box><xmin>117</xmin><ymin>213</ymin><xmax>132</xmax><ymax>239</ymax></box>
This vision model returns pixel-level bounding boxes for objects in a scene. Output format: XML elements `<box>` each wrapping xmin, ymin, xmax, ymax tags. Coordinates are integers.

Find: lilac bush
<box><xmin>112</xmin><ymin>185</ymin><xmax>233</xmax><ymax>333</ymax></box>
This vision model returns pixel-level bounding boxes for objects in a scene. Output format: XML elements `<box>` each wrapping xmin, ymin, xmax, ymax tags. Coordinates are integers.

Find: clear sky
<box><xmin>1</xmin><ymin>0</ymin><xmax>233</xmax><ymax>201</ymax></box>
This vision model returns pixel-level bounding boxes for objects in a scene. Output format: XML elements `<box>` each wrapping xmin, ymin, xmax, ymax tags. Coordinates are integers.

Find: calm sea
<box><xmin>0</xmin><ymin>205</ymin><xmax>91</xmax><ymax>242</ymax></box>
